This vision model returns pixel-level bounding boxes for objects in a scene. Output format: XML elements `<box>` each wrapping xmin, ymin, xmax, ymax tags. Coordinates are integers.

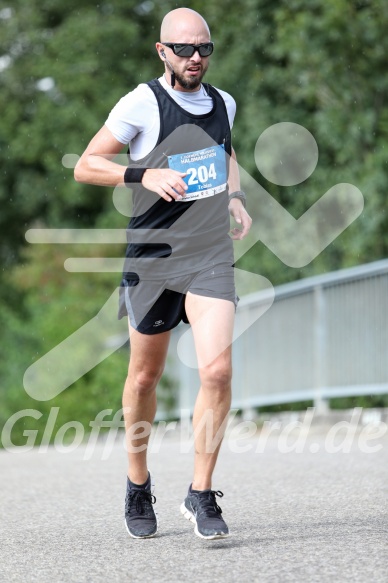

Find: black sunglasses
<box><xmin>161</xmin><ymin>42</ymin><xmax>214</xmax><ymax>57</ymax></box>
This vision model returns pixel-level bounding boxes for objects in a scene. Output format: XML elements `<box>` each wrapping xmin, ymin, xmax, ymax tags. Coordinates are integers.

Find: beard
<box><xmin>174</xmin><ymin>62</ymin><xmax>209</xmax><ymax>90</ymax></box>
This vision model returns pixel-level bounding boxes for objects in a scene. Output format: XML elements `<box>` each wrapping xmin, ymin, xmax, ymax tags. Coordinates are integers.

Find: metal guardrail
<box><xmin>164</xmin><ymin>260</ymin><xmax>388</xmax><ymax>417</ymax></box>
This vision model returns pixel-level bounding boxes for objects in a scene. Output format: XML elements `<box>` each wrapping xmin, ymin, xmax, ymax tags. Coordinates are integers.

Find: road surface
<box><xmin>1</xmin><ymin>421</ymin><xmax>387</xmax><ymax>582</ymax></box>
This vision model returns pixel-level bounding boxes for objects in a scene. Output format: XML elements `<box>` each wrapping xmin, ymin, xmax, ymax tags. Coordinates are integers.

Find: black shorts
<box><xmin>118</xmin><ymin>263</ymin><xmax>238</xmax><ymax>334</ymax></box>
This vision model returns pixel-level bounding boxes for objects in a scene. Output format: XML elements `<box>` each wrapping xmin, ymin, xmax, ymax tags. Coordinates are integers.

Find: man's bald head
<box><xmin>160</xmin><ymin>8</ymin><xmax>210</xmax><ymax>43</ymax></box>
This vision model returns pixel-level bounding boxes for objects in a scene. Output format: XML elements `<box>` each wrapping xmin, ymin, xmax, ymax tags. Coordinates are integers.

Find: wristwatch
<box><xmin>228</xmin><ymin>190</ymin><xmax>246</xmax><ymax>208</ymax></box>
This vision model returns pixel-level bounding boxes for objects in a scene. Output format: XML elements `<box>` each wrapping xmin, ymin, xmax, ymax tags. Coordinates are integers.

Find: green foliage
<box><xmin>1</xmin><ymin>0</ymin><xmax>387</xmax><ymax>446</ymax></box>
<box><xmin>329</xmin><ymin>394</ymin><xmax>388</xmax><ymax>410</ymax></box>
<box><xmin>256</xmin><ymin>394</ymin><xmax>388</xmax><ymax>414</ymax></box>
<box><xmin>257</xmin><ymin>400</ymin><xmax>314</xmax><ymax>414</ymax></box>
<box><xmin>0</xmin><ymin>227</ymin><xmax>127</xmax><ymax>445</ymax></box>
<box><xmin>0</xmin><ymin>0</ymin><xmax>158</xmax><ymax>265</ymax></box>
<box><xmin>209</xmin><ymin>0</ymin><xmax>388</xmax><ymax>284</ymax></box>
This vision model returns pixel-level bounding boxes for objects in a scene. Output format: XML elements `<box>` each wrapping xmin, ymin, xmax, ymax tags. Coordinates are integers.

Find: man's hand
<box><xmin>141</xmin><ymin>168</ymin><xmax>188</xmax><ymax>202</ymax></box>
<box><xmin>229</xmin><ymin>198</ymin><xmax>252</xmax><ymax>240</ymax></box>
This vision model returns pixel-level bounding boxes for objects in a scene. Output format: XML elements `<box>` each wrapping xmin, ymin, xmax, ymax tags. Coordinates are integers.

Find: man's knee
<box><xmin>199</xmin><ymin>360</ymin><xmax>232</xmax><ymax>390</ymax></box>
<box><xmin>126</xmin><ymin>366</ymin><xmax>164</xmax><ymax>396</ymax></box>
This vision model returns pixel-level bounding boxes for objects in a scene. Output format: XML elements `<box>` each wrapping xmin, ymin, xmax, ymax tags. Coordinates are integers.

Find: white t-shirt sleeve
<box><xmin>105</xmin><ymin>83</ymin><xmax>159</xmax><ymax>145</ymax></box>
<box><xmin>215</xmin><ymin>88</ymin><xmax>237</xmax><ymax>129</ymax></box>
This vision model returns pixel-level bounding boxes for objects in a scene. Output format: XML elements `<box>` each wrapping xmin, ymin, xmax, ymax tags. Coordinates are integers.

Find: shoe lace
<box><xmin>197</xmin><ymin>490</ymin><xmax>224</xmax><ymax>518</ymax></box>
<box><xmin>125</xmin><ymin>489</ymin><xmax>156</xmax><ymax>516</ymax></box>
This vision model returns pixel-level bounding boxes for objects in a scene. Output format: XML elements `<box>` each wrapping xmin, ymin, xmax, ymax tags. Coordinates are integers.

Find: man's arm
<box><xmin>74</xmin><ymin>125</ymin><xmax>187</xmax><ymax>201</ymax></box>
<box><xmin>228</xmin><ymin>148</ymin><xmax>252</xmax><ymax>240</ymax></box>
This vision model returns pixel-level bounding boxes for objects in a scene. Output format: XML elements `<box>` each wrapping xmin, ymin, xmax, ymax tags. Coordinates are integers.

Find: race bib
<box><xmin>167</xmin><ymin>143</ymin><xmax>227</xmax><ymax>201</ymax></box>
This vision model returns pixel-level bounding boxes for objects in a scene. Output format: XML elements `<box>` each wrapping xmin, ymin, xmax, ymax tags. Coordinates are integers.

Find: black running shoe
<box><xmin>180</xmin><ymin>486</ymin><xmax>229</xmax><ymax>539</ymax></box>
<box><xmin>124</xmin><ymin>474</ymin><xmax>157</xmax><ymax>539</ymax></box>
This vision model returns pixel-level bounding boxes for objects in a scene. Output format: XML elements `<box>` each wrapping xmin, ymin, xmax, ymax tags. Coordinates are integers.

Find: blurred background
<box><xmin>1</xmin><ymin>0</ymin><xmax>387</xmax><ymax>445</ymax></box>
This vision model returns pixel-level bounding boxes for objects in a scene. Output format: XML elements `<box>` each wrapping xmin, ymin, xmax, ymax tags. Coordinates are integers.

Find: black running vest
<box><xmin>123</xmin><ymin>79</ymin><xmax>234</xmax><ymax>281</ymax></box>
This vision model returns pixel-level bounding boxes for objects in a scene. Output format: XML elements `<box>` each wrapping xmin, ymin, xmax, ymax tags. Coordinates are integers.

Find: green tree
<box><xmin>206</xmin><ymin>0</ymin><xmax>388</xmax><ymax>282</ymax></box>
<box><xmin>0</xmin><ymin>0</ymin><xmax>159</xmax><ymax>265</ymax></box>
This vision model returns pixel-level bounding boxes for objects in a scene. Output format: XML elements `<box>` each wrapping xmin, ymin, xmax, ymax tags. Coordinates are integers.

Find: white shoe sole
<box><xmin>124</xmin><ymin>520</ymin><xmax>157</xmax><ymax>539</ymax></box>
<box><xmin>180</xmin><ymin>502</ymin><xmax>230</xmax><ymax>540</ymax></box>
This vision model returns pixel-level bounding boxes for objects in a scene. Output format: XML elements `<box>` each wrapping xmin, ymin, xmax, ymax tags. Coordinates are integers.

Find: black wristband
<box><xmin>124</xmin><ymin>167</ymin><xmax>149</xmax><ymax>186</ymax></box>
<box><xmin>229</xmin><ymin>190</ymin><xmax>247</xmax><ymax>208</ymax></box>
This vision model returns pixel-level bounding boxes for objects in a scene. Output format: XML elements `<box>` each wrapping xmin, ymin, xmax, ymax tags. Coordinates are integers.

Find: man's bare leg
<box><xmin>122</xmin><ymin>323</ymin><xmax>171</xmax><ymax>485</ymax></box>
<box><xmin>184</xmin><ymin>292</ymin><xmax>235</xmax><ymax>490</ymax></box>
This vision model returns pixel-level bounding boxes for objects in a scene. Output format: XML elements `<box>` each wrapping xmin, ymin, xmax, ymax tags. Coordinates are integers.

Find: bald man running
<box><xmin>75</xmin><ymin>7</ymin><xmax>251</xmax><ymax>540</ymax></box>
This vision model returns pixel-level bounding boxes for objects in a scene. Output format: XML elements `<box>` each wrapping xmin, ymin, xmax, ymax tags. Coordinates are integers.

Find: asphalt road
<box><xmin>1</xmin><ymin>422</ymin><xmax>387</xmax><ymax>583</ymax></box>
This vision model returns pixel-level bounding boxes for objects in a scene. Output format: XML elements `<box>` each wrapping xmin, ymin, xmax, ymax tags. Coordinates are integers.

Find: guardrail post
<box><xmin>313</xmin><ymin>284</ymin><xmax>330</xmax><ymax>413</ymax></box>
